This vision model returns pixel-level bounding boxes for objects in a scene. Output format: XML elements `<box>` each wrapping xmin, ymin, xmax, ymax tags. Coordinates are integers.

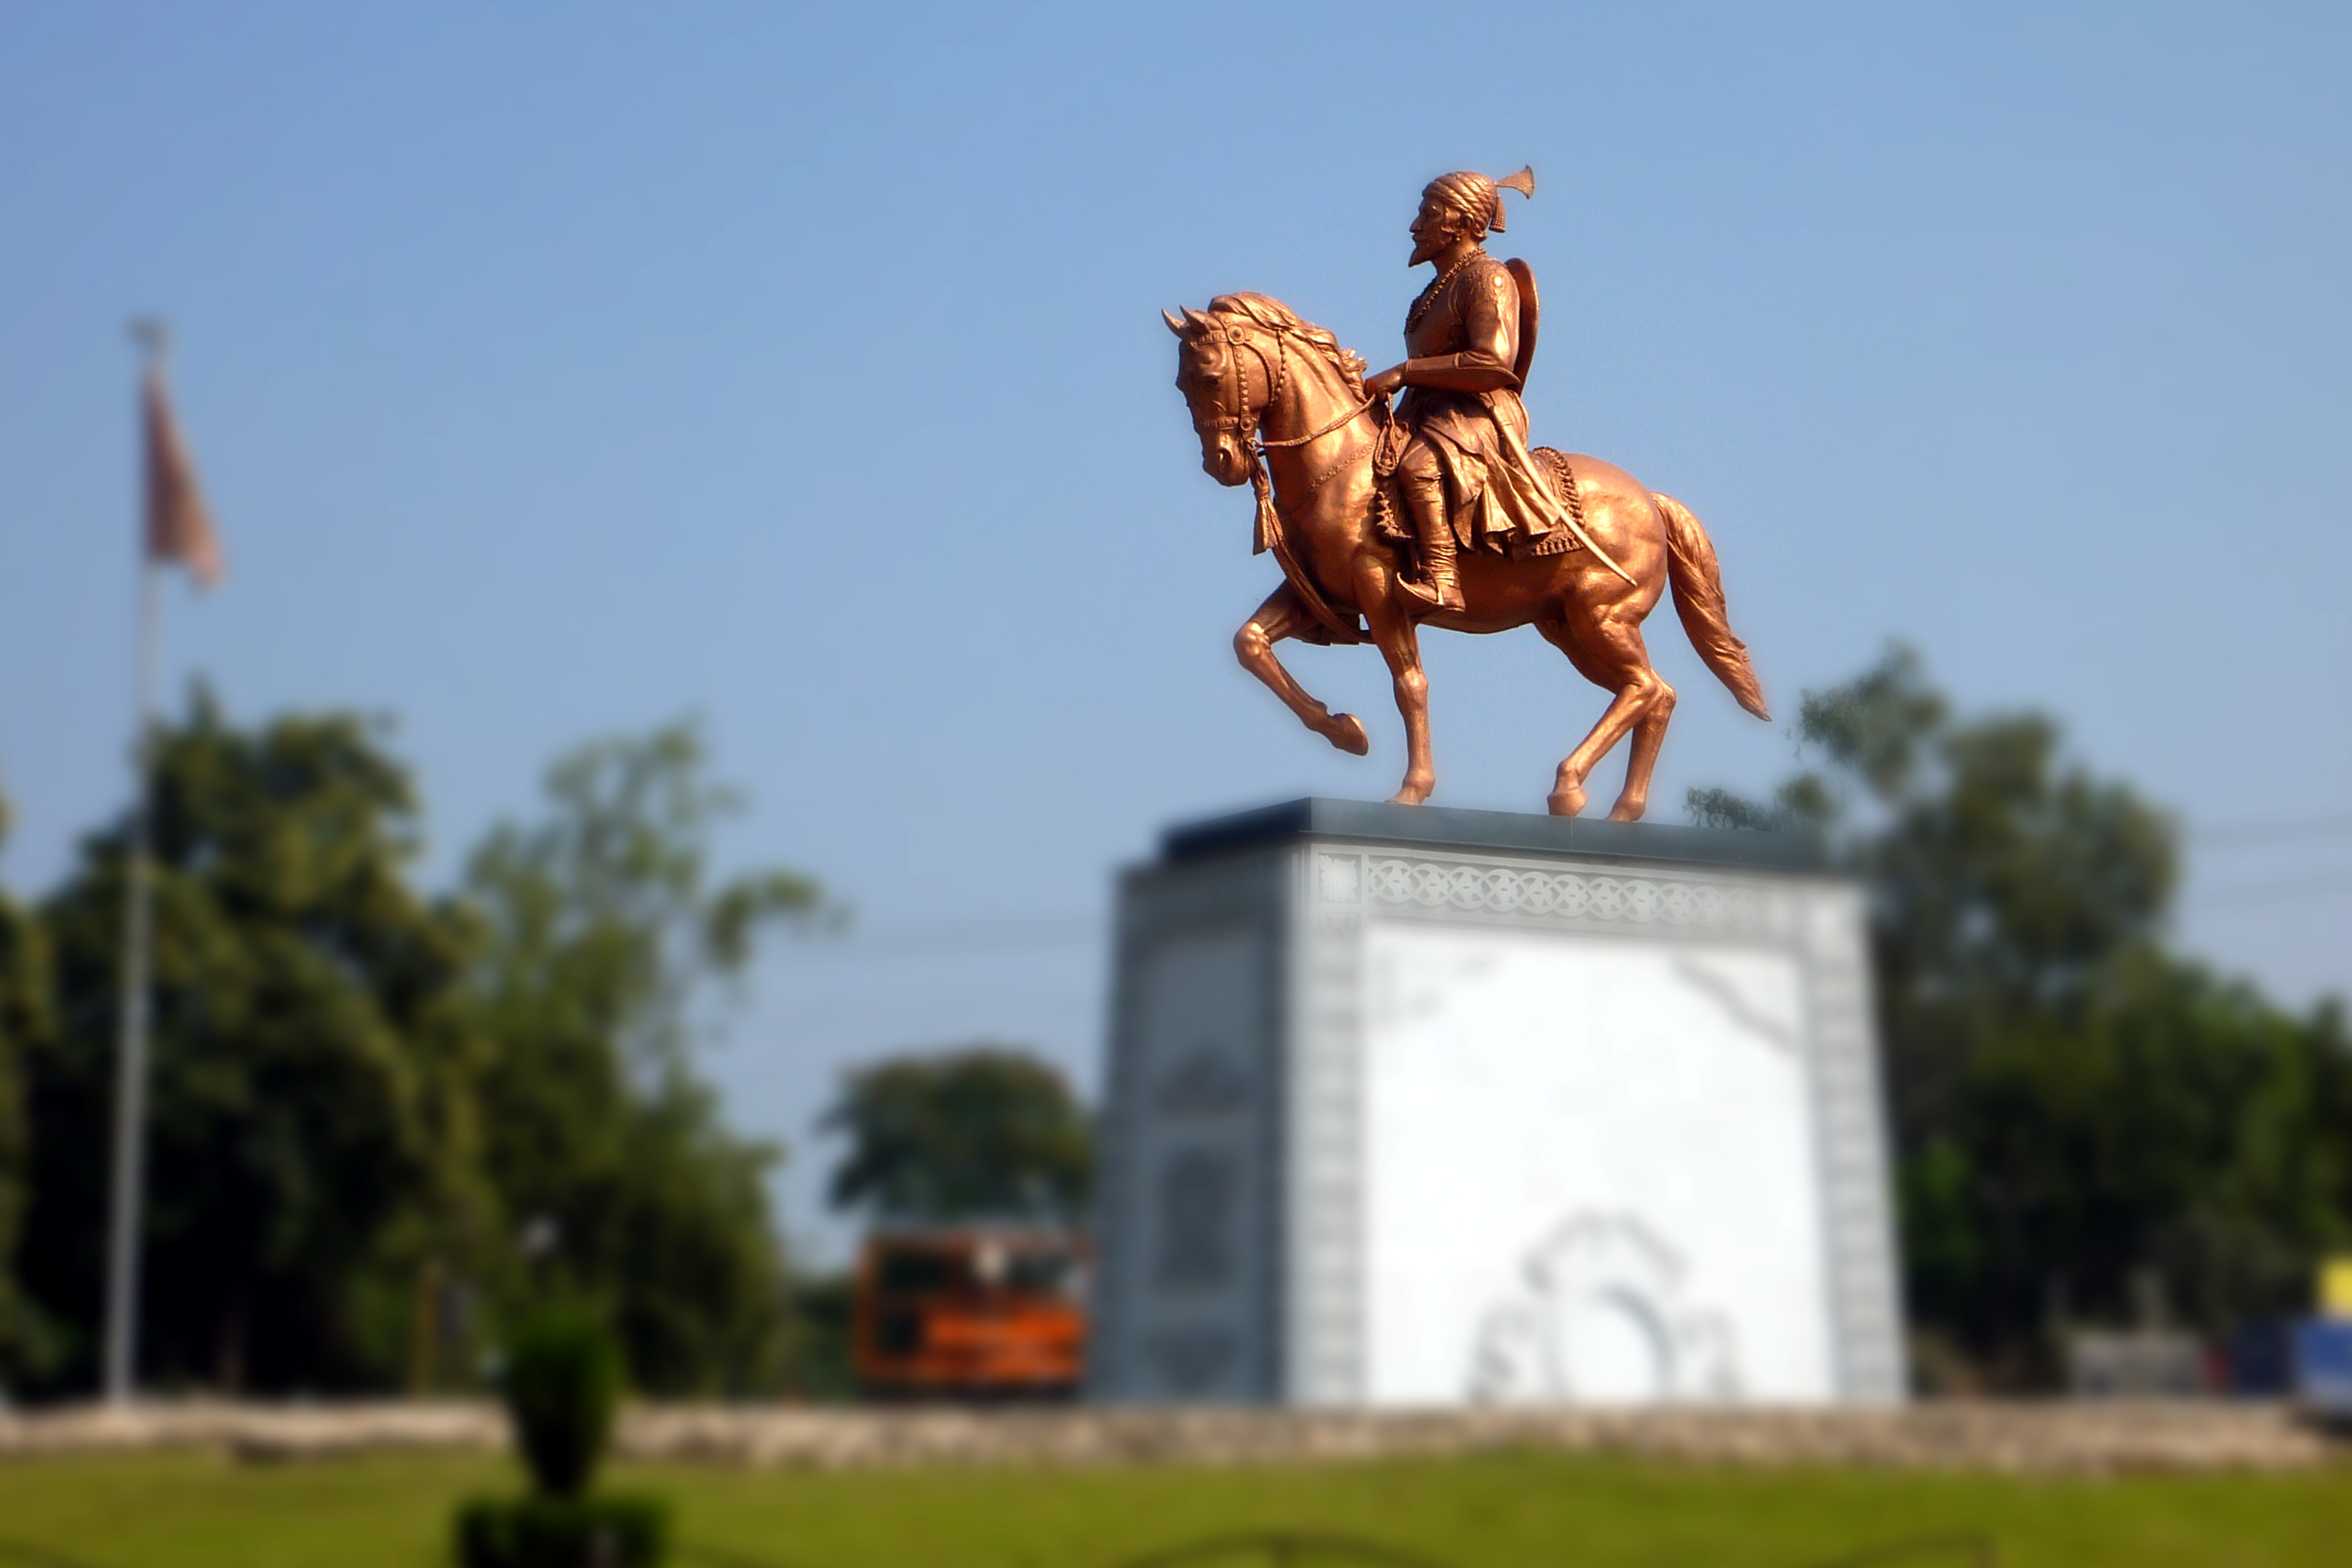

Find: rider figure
<box><xmin>1361</xmin><ymin>167</ymin><xmax>1567</xmax><ymax>612</ymax></box>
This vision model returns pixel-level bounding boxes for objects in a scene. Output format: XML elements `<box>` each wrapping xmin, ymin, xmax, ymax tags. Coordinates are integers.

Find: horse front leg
<box><xmin>1234</xmin><ymin>584</ymin><xmax>1370</xmax><ymax>756</ymax></box>
<box><xmin>1354</xmin><ymin>557</ymin><xmax>1434</xmax><ymax>804</ymax></box>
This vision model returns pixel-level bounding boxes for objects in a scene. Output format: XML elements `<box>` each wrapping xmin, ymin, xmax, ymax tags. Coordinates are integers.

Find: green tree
<box><xmin>1692</xmin><ymin>647</ymin><xmax>2351</xmax><ymax>1383</ymax></box>
<box><xmin>825</xmin><ymin>1047</ymin><xmax>1093</xmax><ymax>1225</ymax></box>
<box><xmin>0</xmin><ymin>783</ymin><xmax>53</xmax><ymax>1384</ymax></box>
<box><xmin>463</xmin><ymin>721</ymin><xmax>825</xmax><ymax>1394</ymax></box>
<box><xmin>21</xmin><ymin>693</ymin><xmax>474</xmax><ymax>1394</ymax></box>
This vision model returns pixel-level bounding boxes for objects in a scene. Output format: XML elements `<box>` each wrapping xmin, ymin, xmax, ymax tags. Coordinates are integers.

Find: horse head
<box><xmin>1167</xmin><ymin>304</ymin><xmax>1264</xmax><ymax>489</ymax></box>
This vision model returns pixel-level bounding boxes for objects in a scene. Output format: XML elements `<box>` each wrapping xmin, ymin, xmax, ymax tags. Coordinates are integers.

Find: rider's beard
<box><xmin>1411</xmin><ymin>219</ymin><xmax>1471</xmax><ymax>268</ymax></box>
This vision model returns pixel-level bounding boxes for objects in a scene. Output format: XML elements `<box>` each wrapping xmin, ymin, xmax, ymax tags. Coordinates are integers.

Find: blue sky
<box><xmin>3</xmin><ymin>3</ymin><xmax>2347</xmax><ymax>1261</ymax></box>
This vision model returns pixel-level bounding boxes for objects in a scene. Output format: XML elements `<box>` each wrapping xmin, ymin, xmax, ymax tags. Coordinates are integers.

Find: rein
<box><xmin>1259</xmin><ymin>396</ymin><xmax>1373</xmax><ymax>450</ymax></box>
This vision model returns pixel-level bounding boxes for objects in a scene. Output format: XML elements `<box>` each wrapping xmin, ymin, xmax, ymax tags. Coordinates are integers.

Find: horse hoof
<box><xmin>1387</xmin><ymin>785</ymin><xmax>1431</xmax><ymax>807</ymax></box>
<box><xmin>1328</xmin><ymin>714</ymin><xmax>1370</xmax><ymax>756</ymax></box>
<box><xmin>1548</xmin><ymin>785</ymin><xmax>1587</xmax><ymax>818</ymax></box>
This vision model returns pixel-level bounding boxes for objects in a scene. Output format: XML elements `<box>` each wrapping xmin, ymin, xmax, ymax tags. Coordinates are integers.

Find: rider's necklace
<box><xmin>1407</xmin><ymin>246</ymin><xmax>1487</xmax><ymax>331</ymax></box>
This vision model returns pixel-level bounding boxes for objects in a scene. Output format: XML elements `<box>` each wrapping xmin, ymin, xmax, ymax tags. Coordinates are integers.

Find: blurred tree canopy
<box><xmin>1693</xmin><ymin>647</ymin><xmax>2352</xmax><ymax>1386</ymax></box>
<box><xmin>462</xmin><ymin>722</ymin><xmax>828</xmax><ymax>1394</ymax></box>
<box><xmin>21</xmin><ymin>694</ymin><xmax>473</xmax><ymax>1392</ymax></box>
<box><xmin>825</xmin><ymin>1048</ymin><xmax>1092</xmax><ymax>1226</ymax></box>
<box><xmin>3</xmin><ymin>700</ymin><xmax>823</xmax><ymax>1398</ymax></box>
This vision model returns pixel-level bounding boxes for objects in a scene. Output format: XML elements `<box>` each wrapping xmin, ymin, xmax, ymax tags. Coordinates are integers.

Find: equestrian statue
<box><xmin>1165</xmin><ymin>166</ymin><xmax>1771</xmax><ymax>820</ymax></box>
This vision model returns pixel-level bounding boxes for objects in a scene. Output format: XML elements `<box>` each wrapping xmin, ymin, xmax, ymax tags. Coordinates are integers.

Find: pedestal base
<box><xmin>1088</xmin><ymin>800</ymin><xmax>1905</xmax><ymax>1408</ymax></box>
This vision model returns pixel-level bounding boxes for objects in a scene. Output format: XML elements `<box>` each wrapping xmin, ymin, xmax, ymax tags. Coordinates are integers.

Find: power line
<box><xmin>2191</xmin><ymin>813</ymin><xmax>2352</xmax><ymax>849</ymax></box>
<box><xmin>2200</xmin><ymin>871</ymin><xmax>2352</xmax><ymax>906</ymax></box>
<box><xmin>778</xmin><ymin>919</ymin><xmax>1105</xmax><ymax>957</ymax></box>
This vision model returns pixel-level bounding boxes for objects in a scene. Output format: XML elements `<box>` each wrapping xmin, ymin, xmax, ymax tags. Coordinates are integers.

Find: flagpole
<box><xmin>102</xmin><ymin>320</ymin><xmax>168</xmax><ymax>1406</ymax></box>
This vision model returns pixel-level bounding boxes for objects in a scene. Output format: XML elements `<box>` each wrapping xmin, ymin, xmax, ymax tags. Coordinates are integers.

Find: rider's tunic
<box><xmin>1395</xmin><ymin>253</ymin><xmax>1575</xmax><ymax>555</ymax></box>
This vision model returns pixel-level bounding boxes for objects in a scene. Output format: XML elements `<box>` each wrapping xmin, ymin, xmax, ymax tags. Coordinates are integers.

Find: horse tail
<box><xmin>1652</xmin><ymin>492</ymin><xmax>1770</xmax><ymax>720</ymax></box>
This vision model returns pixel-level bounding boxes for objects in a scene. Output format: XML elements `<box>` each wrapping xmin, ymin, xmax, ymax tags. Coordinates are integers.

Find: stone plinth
<box><xmin>1087</xmin><ymin>798</ymin><xmax>1905</xmax><ymax>1409</ymax></box>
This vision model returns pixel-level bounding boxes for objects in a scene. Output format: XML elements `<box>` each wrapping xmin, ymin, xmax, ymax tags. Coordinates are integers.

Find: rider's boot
<box><xmin>1397</xmin><ymin>469</ymin><xmax>1466</xmax><ymax>612</ymax></box>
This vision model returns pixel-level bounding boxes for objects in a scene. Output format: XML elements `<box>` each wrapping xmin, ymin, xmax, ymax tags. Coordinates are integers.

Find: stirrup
<box><xmin>1399</xmin><ymin>572</ymin><xmax>1464</xmax><ymax>611</ymax></box>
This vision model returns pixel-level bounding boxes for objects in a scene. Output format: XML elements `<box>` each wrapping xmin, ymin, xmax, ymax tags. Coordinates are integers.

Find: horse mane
<box><xmin>1210</xmin><ymin>292</ymin><xmax>1368</xmax><ymax>387</ymax></box>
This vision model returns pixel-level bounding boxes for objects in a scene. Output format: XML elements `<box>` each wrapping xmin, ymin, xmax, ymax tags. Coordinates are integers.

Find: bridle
<box><xmin>1191</xmin><ymin>315</ymin><xmax>1371</xmax><ymax>466</ymax></box>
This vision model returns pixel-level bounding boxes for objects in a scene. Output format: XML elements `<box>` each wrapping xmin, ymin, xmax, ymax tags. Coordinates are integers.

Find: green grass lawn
<box><xmin>0</xmin><ymin>1446</ymin><xmax>2343</xmax><ymax>1568</ymax></box>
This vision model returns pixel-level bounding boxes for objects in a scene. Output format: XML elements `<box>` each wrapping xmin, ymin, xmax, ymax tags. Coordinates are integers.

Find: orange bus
<box><xmin>851</xmin><ymin>1228</ymin><xmax>1088</xmax><ymax>1400</ymax></box>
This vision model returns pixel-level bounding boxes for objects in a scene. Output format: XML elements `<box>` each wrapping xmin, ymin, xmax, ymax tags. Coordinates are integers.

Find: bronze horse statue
<box><xmin>1167</xmin><ymin>293</ymin><xmax>1769</xmax><ymax>820</ymax></box>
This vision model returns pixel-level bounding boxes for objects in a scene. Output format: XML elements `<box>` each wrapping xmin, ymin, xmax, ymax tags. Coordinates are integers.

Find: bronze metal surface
<box><xmin>1167</xmin><ymin>170</ymin><xmax>1770</xmax><ymax>820</ymax></box>
<box><xmin>1503</xmin><ymin>257</ymin><xmax>1538</xmax><ymax>390</ymax></box>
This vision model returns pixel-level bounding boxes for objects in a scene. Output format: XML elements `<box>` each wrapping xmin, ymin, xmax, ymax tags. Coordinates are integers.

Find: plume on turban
<box><xmin>1422</xmin><ymin>166</ymin><xmax>1536</xmax><ymax>234</ymax></box>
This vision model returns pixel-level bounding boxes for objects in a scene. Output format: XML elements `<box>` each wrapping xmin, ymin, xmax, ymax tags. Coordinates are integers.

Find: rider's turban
<box><xmin>1424</xmin><ymin>166</ymin><xmax>1536</xmax><ymax>234</ymax></box>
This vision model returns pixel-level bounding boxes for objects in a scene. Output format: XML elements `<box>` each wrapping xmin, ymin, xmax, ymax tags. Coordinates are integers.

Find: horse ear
<box><xmin>1183</xmin><ymin>307</ymin><xmax>1215</xmax><ymax>333</ymax></box>
<box><xmin>1163</xmin><ymin>309</ymin><xmax>1188</xmax><ymax>337</ymax></box>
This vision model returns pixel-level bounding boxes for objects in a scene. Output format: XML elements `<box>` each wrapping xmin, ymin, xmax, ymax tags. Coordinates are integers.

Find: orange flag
<box><xmin>142</xmin><ymin>369</ymin><xmax>223</xmax><ymax>587</ymax></box>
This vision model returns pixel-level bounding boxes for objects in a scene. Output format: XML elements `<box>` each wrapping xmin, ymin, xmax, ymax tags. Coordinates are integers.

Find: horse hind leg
<box><xmin>1535</xmin><ymin>607</ymin><xmax>1673</xmax><ymax>820</ymax></box>
<box><xmin>1234</xmin><ymin>584</ymin><xmax>1370</xmax><ymax>756</ymax></box>
<box><xmin>1608</xmin><ymin>673</ymin><xmax>1677</xmax><ymax>821</ymax></box>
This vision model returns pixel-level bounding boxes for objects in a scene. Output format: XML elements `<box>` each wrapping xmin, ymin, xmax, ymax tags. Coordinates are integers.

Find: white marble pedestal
<box><xmin>1086</xmin><ymin>799</ymin><xmax>1905</xmax><ymax>1409</ymax></box>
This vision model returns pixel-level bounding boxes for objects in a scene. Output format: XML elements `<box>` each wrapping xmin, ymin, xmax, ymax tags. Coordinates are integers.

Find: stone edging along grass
<box><xmin>0</xmin><ymin>1402</ymin><xmax>2340</xmax><ymax>1477</ymax></box>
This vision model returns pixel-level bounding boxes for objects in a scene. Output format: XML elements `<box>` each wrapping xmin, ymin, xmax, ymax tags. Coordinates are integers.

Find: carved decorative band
<box><xmin>1335</xmin><ymin>854</ymin><xmax>1765</xmax><ymax>931</ymax></box>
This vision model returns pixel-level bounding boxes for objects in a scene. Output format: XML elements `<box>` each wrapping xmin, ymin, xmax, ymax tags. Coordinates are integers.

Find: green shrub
<box><xmin>504</xmin><ymin>1306</ymin><xmax>623</xmax><ymax>1499</ymax></box>
<box><xmin>458</xmin><ymin>1310</ymin><xmax>667</xmax><ymax>1565</ymax></box>
<box><xmin>454</xmin><ymin>1494</ymin><xmax>669</xmax><ymax>1568</ymax></box>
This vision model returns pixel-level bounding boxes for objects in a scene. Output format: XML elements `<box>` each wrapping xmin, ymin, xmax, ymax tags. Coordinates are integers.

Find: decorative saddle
<box><xmin>1369</xmin><ymin>431</ymin><xmax>1591</xmax><ymax>561</ymax></box>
